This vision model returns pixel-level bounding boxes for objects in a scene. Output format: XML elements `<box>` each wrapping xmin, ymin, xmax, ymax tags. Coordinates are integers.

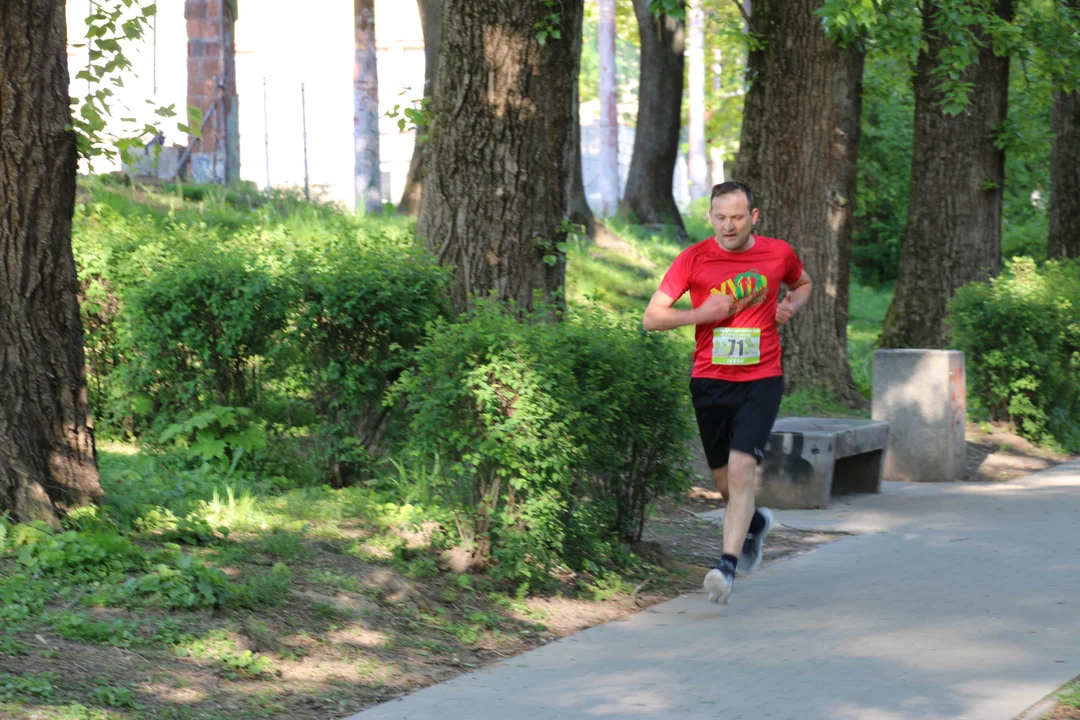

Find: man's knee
<box><xmin>727</xmin><ymin>450</ymin><xmax>757</xmax><ymax>493</ymax></box>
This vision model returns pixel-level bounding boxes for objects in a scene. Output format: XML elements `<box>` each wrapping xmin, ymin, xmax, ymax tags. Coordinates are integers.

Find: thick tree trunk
<box><xmin>597</xmin><ymin>0</ymin><xmax>620</xmax><ymax>217</ymax></box>
<box><xmin>687</xmin><ymin>0</ymin><xmax>708</xmax><ymax>201</ymax></box>
<box><xmin>417</xmin><ymin>0</ymin><xmax>582</xmax><ymax>313</ymax></box>
<box><xmin>0</xmin><ymin>1</ymin><xmax>102</xmax><ymax>524</ymax></box>
<box><xmin>619</xmin><ymin>0</ymin><xmax>687</xmax><ymax>238</ymax></box>
<box><xmin>1049</xmin><ymin>74</ymin><xmax>1080</xmax><ymax>259</ymax></box>
<box><xmin>879</xmin><ymin>0</ymin><xmax>1012</xmax><ymax>348</ymax></box>
<box><xmin>734</xmin><ymin>0</ymin><xmax>865</xmax><ymax>405</ymax></box>
<box><xmin>354</xmin><ymin>0</ymin><xmax>382</xmax><ymax>213</ymax></box>
<box><xmin>397</xmin><ymin>0</ymin><xmax>442</xmax><ymax>217</ymax></box>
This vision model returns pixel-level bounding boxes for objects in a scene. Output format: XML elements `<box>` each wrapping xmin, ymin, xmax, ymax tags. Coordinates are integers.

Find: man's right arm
<box><xmin>642</xmin><ymin>290</ymin><xmax>733</xmax><ymax>331</ymax></box>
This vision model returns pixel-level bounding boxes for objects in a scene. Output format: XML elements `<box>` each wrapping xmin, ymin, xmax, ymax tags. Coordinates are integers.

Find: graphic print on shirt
<box><xmin>709</xmin><ymin>270</ymin><xmax>769</xmax><ymax>316</ymax></box>
<box><xmin>710</xmin><ymin>270</ymin><xmax>768</xmax><ymax>365</ymax></box>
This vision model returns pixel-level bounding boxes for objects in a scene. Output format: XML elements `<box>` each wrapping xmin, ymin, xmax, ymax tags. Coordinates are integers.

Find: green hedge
<box><xmin>948</xmin><ymin>257</ymin><xmax>1080</xmax><ymax>450</ymax></box>
<box><xmin>392</xmin><ymin>303</ymin><xmax>693</xmax><ymax>583</ymax></box>
<box><xmin>73</xmin><ymin>196</ymin><xmax>450</xmax><ymax>466</ymax></box>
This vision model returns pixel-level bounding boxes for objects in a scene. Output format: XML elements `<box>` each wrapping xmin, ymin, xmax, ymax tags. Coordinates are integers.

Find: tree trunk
<box><xmin>0</xmin><ymin>0</ymin><xmax>102</xmax><ymax>524</ymax></box>
<box><xmin>597</xmin><ymin>0</ymin><xmax>620</xmax><ymax>217</ymax></box>
<box><xmin>417</xmin><ymin>0</ymin><xmax>583</xmax><ymax>313</ymax></box>
<box><xmin>879</xmin><ymin>0</ymin><xmax>1012</xmax><ymax>348</ymax></box>
<box><xmin>1049</xmin><ymin>52</ymin><xmax>1080</xmax><ymax>258</ymax></box>
<box><xmin>619</xmin><ymin>0</ymin><xmax>687</xmax><ymax>238</ymax></box>
<box><xmin>687</xmin><ymin>0</ymin><xmax>708</xmax><ymax>201</ymax></box>
<box><xmin>397</xmin><ymin>0</ymin><xmax>443</xmax><ymax>217</ymax></box>
<box><xmin>354</xmin><ymin>0</ymin><xmax>382</xmax><ymax>213</ymax></box>
<box><xmin>734</xmin><ymin>0</ymin><xmax>865</xmax><ymax>406</ymax></box>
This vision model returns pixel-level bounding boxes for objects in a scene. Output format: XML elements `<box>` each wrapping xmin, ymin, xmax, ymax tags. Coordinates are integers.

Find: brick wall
<box><xmin>185</xmin><ymin>0</ymin><xmax>239</xmax><ymax>183</ymax></box>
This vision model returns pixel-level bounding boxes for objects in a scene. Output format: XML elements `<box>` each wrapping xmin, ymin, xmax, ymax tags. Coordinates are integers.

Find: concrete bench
<box><xmin>754</xmin><ymin>417</ymin><xmax>890</xmax><ymax>509</ymax></box>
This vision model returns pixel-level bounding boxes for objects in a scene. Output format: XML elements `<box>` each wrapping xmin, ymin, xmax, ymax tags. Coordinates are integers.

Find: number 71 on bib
<box><xmin>712</xmin><ymin>327</ymin><xmax>761</xmax><ymax>365</ymax></box>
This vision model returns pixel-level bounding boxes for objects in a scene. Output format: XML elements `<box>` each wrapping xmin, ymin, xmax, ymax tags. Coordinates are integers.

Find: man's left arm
<box><xmin>776</xmin><ymin>269</ymin><xmax>812</xmax><ymax>325</ymax></box>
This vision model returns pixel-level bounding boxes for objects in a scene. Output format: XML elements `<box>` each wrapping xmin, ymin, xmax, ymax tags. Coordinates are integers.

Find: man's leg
<box><xmin>712</xmin><ymin>466</ymin><xmax>728</xmax><ymax>499</ymax></box>
<box><xmin>728</xmin><ymin>376</ymin><xmax>783</xmax><ymax>574</ymax></box>
<box><xmin>720</xmin><ymin>450</ymin><xmax>757</xmax><ymax>558</ymax></box>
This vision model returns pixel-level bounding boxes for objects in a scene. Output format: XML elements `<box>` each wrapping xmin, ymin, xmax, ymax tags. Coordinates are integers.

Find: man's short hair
<box><xmin>710</xmin><ymin>181</ymin><xmax>755</xmax><ymax>210</ymax></box>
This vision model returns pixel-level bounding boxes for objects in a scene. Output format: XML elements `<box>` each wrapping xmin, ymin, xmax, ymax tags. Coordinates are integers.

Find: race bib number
<box><xmin>712</xmin><ymin>328</ymin><xmax>761</xmax><ymax>365</ymax></box>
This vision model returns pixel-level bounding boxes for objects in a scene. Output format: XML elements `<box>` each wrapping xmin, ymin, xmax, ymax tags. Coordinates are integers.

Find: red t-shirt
<box><xmin>659</xmin><ymin>235</ymin><xmax>804</xmax><ymax>382</ymax></box>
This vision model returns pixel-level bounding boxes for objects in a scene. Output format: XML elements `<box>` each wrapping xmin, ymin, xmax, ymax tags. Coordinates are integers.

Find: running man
<box><xmin>642</xmin><ymin>181</ymin><xmax>813</xmax><ymax>604</ymax></box>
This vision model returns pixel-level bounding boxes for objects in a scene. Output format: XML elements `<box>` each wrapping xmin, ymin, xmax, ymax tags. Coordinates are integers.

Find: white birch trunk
<box><xmin>598</xmin><ymin>0</ymin><xmax>620</xmax><ymax>216</ymax></box>
<box><xmin>687</xmin><ymin>0</ymin><xmax>707</xmax><ymax>201</ymax></box>
<box><xmin>354</xmin><ymin>0</ymin><xmax>382</xmax><ymax>213</ymax></box>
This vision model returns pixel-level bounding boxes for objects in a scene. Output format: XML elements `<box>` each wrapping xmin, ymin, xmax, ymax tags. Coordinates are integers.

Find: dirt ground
<box><xmin>964</xmin><ymin>422</ymin><xmax>1075</xmax><ymax>482</ymax></box>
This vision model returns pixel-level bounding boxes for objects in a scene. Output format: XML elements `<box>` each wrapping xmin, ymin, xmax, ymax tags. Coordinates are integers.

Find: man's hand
<box><xmin>697</xmin><ymin>292</ymin><xmax>734</xmax><ymax>324</ymax></box>
<box><xmin>776</xmin><ymin>294</ymin><xmax>794</xmax><ymax>324</ymax></box>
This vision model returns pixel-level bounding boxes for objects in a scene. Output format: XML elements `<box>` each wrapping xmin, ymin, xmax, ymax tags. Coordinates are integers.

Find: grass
<box><xmin>1058</xmin><ymin>679</ymin><xmax>1080</xmax><ymax>708</ymax></box>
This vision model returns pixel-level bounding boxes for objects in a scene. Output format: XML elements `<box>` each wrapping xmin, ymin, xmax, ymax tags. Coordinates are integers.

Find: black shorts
<box><xmin>690</xmin><ymin>376</ymin><xmax>784</xmax><ymax>469</ymax></box>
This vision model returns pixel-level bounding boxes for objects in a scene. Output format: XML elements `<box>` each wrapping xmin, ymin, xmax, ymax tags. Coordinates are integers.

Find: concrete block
<box><xmin>755</xmin><ymin>417</ymin><xmax>889</xmax><ymax>509</ymax></box>
<box><xmin>872</xmin><ymin>349</ymin><xmax>966</xmax><ymax>482</ymax></box>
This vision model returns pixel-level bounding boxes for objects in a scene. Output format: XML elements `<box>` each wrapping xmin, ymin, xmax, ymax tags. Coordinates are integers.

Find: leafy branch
<box><xmin>70</xmin><ymin>0</ymin><xmax>192</xmax><ymax>167</ymax></box>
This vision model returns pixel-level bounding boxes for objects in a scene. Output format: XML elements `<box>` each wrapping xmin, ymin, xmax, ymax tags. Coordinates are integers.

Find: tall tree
<box><xmin>687</xmin><ymin>0</ymin><xmax>708</xmax><ymax>201</ymax></box>
<box><xmin>397</xmin><ymin>0</ymin><xmax>443</xmax><ymax>217</ymax></box>
<box><xmin>879</xmin><ymin>0</ymin><xmax>1012</xmax><ymax>348</ymax></box>
<box><xmin>619</xmin><ymin>0</ymin><xmax>687</xmax><ymax>238</ymax></box>
<box><xmin>417</xmin><ymin>0</ymin><xmax>583</xmax><ymax>312</ymax></box>
<box><xmin>354</xmin><ymin>0</ymin><xmax>382</xmax><ymax>213</ymax></box>
<box><xmin>1048</xmin><ymin>0</ymin><xmax>1080</xmax><ymax>259</ymax></box>
<box><xmin>1</xmin><ymin>0</ymin><xmax>102</xmax><ymax>523</ymax></box>
<box><xmin>734</xmin><ymin>0</ymin><xmax>866</xmax><ymax>404</ymax></box>
<box><xmin>598</xmin><ymin>0</ymin><xmax>620</xmax><ymax>216</ymax></box>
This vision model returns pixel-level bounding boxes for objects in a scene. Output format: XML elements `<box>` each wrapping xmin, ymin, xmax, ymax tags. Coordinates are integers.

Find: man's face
<box><xmin>709</xmin><ymin>191</ymin><xmax>759</xmax><ymax>251</ymax></box>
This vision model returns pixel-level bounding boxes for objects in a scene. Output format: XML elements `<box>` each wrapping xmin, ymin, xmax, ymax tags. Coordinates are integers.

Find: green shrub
<box><xmin>156</xmin><ymin>405</ymin><xmax>269</xmax><ymax>475</ymax></box>
<box><xmin>119</xmin><ymin>247</ymin><xmax>291</xmax><ymax>422</ymax></box>
<box><xmin>290</xmin><ymin>235</ymin><xmax>452</xmax><ymax>483</ymax></box>
<box><xmin>948</xmin><ymin>257</ymin><xmax>1080</xmax><ymax>450</ymax></box>
<box><xmin>393</xmin><ymin>304</ymin><xmax>692</xmax><ymax>582</ymax></box>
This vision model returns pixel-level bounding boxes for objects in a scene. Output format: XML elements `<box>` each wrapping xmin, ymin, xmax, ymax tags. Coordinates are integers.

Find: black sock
<box><xmin>718</xmin><ymin>554</ymin><xmax>738</xmax><ymax>573</ymax></box>
<box><xmin>748</xmin><ymin>509</ymin><xmax>766</xmax><ymax>535</ymax></box>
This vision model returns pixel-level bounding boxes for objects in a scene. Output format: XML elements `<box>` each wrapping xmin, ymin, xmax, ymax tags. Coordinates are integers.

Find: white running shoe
<box><xmin>738</xmin><ymin>507</ymin><xmax>774</xmax><ymax>575</ymax></box>
<box><xmin>704</xmin><ymin>566</ymin><xmax>734</xmax><ymax>605</ymax></box>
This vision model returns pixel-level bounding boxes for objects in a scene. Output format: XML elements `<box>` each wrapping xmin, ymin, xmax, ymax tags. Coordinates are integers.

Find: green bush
<box><xmin>120</xmin><ymin>247</ymin><xmax>291</xmax><ymax>422</ymax></box>
<box><xmin>291</xmin><ymin>236</ymin><xmax>452</xmax><ymax>483</ymax></box>
<box><xmin>393</xmin><ymin>304</ymin><xmax>693</xmax><ymax>582</ymax></box>
<box><xmin>73</xmin><ymin>185</ymin><xmax>451</xmax><ymax>486</ymax></box>
<box><xmin>948</xmin><ymin>257</ymin><xmax>1080</xmax><ymax>450</ymax></box>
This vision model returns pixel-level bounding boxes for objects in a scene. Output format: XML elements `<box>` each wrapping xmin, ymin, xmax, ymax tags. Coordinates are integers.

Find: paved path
<box><xmin>345</xmin><ymin>460</ymin><xmax>1080</xmax><ymax>720</ymax></box>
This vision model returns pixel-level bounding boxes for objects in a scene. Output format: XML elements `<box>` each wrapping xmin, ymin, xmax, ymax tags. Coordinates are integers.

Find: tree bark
<box><xmin>597</xmin><ymin>0</ymin><xmax>620</xmax><ymax>217</ymax></box>
<box><xmin>619</xmin><ymin>0</ymin><xmax>687</xmax><ymax>238</ymax></box>
<box><xmin>687</xmin><ymin>0</ymin><xmax>708</xmax><ymax>201</ymax></box>
<box><xmin>879</xmin><ymin>0</ymin><xmax>1012</xmax><ymax>348</ymax></box>
<box><xmin>417</xmin><ymin>0</ymin><xmax>583</xmax><ymax>313</ymax></box>
<box><xmin>354</xmin><ymin>0</ymin><xmax>382</xmax><ymax>213</ymax></box>
<box><xmin>397</xmin><ymin>0</ymin><xmax>443</xmax><ymax>217</ymax></box>
<box><xmin>734</xmin><ymin>0</ymin><xmax>865</xmax><ymax>405</ymax></box>
<box><xmin>1048</xmin><ymin>21</ymin><xmax>1080</xmax><ymax>259</ymax></box>
<box><xmin>0</xmin><ymin>0</ymin><xmax>102</xmax><ymax>524</ymax></box>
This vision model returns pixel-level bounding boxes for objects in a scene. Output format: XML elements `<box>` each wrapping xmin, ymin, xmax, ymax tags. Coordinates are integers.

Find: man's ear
<box><xmin>751</xmin><ymin>207</ymin><xmax>760</xmax><ymax>226</ymax></box>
